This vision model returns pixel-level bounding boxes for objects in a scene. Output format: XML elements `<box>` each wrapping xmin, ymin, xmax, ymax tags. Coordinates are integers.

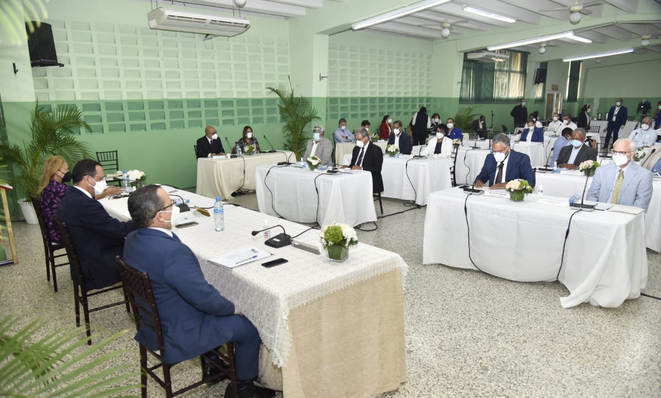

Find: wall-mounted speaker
<box><xmin>534</xmin><ymin>68</ymin><xmax>547</xmax><ymax>84</ymax></box>
<box><xmin>25</xmin><ymin>22</ymin><xmax>63</xmax><ymax>67</ymax></box>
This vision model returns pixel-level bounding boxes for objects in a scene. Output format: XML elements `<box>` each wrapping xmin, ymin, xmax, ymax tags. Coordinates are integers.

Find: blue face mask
<box><xmin>570</xmin><ymin>140</ymin><xmax>583</xmax><ymax>148</ymax></box>
<box><xmin>313</xmin><ymin>132</ymin><xmax>320</xmax><ymax>141</ymax></box>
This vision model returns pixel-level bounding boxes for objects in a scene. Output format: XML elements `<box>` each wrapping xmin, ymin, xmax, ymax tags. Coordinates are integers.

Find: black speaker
<box><xmin>534</xmin><ymin>68</ymin><xmax>547</xmax><ymax>84</ymax></box>
<box><xmin>26</xmin><ymin>22</ymin><xmax>63</xmax><ymax>67</ymax></box>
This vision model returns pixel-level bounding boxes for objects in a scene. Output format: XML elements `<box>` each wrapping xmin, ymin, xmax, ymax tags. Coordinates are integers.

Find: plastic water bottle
<box><xmin>538</xmin><ymin>185</ymin><xmax>544</xmax><ymax>197</ymax></box>
<box><xmin>214</xmin><ymin>197</ymin><xmax>224</xmax><ymax>232</ymax></box>
<box><xmin>263</xmin><ymin>220</ymin><xmax>270</xmax><ymax>239</ymax></box>
<box><xmin>122</xmin><ymin>170</ymin><xmax>130</xmax><ymax>192</ymax></box>
<box><xmin>236</xmin><ymin>143</ymin><xmax>242</xmax><ymax>156</ymax></box>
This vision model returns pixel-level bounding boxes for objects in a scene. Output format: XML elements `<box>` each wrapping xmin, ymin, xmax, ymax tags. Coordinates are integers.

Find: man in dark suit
<box><xmin>510</xmin><ymin>98</ymin><xmax>528</xmax><ymax>129</ymax></box>
<box><xmin>196</xmin><ymin>125</ymin><xmax>225</xmax><ymax>158</ymax></box>
<box><xmin>387</xmin><ymin>120</ymin><xmax>412</xmax><ymax>155</ymax></box>
<box><xmin>346</xmin><ymin>128</ymin><xmax>384</xmax><ymax>193</ymax></box>
<box><xmin>472</xmin><ymin>115</ymin><xmax>488</xmax><ymax>139</ymax></box>
<box><xmin>604</xmin><ymin>98</ymin><xmax>628</xmax><ymax>150</ymax></box>
<box><xmin>556</xmin><ymin>128</ymin><xmax>598</xmax><ymax>169</ymax></box>
<box><xmin>122</xmin><ymin>185</ymin><xmax>273</xmax><ymax>398</ymax></box>
<box><xmin>474</xmin><ymin>133</ymin><xmax>535</xmax><ymax>189</ymax></box>
<box><xmin>55</xmin><ymin>159</ymin><xmax>136</xmax><ymax>289</ymax></box>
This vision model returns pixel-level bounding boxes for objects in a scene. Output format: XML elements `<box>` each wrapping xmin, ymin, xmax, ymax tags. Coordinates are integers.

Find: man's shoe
<box><xmin>201</xmin><ymin>355</ymin><xmax>226</xmax><ymax>384</ymax></box>
<box><xmin>224</xmin><ymin>382</ymin><xmax>276</xmax><ymax>398</ymax></box>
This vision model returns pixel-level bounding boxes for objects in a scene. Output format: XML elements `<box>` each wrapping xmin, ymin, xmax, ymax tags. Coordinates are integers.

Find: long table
<box><xmin>534</xmin><ymin>170</ymin><xmax>661</xmax><ymax>252</ymax></box>
<box><xmin>423</xmin><ymin>188</ymin><xmax>648</xmax><ymax>308</ymax></box>
<box><xmin>335</xmin><ymin>141</ymin><xmax>387</xmax><ymax>165</ymax></box>
<box><xmin>196</xmin><ymin>151</ymin><xmax>293</xmax><ymax>200</ymax></box>
<box><xmin>255</xmin><ymin>165</ymin><xmax>377</xmax><ymax>227</ymax></box>
<box><xmin>101</xmin><ymin>188</ymin><xmax>407</xmax><ymax>398</ymax></box>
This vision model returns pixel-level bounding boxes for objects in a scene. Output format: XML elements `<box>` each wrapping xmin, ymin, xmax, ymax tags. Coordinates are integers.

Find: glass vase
<box><xmin>583</xmin><ymin>168</ymin><xmax>596</xmax><ymax>177</ymax></box>
<box><xmin>308</xmin><ymin>163</ymin><xmax>318</xmax><ymax>171</ymax></box>
<box><xmin>326</xmin><ymin>245</ymin><xmax>349</xmax><ymax>262</ymax></box>
<box><xmin>509</xmin><ymin>190</ymin><xmax>525</xmax><ymax>202</ymax></box>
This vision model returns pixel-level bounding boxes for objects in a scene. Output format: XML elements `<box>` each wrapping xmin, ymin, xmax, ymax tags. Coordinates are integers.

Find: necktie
<box><xmin>495</xmin><ymin>162</ymin><xmax>504</xmax><ymax>184</ymax></box>
<box><xmin>357</xmin><ymin>148</ymin><xmax>365</xmax><ymax>167</ymax></box>
<box><xmin>611</xmin><ymin>169</ymin><xmax>624</xmax><ymax>204</ymax></box>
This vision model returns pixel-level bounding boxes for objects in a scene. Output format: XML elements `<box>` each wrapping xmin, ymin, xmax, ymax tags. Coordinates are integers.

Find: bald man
<box><xmin>628</xmin><ymin>117</ymin><xmax>657</xmax><ymax>148</ymax></box>
<box><xmin>196</xmin><ymin>126</ymin><xmax>225</xmax><ymax>158</ymax></box>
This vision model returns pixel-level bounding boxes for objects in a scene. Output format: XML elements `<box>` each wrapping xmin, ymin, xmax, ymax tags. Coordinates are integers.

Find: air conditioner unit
<box><xmin>147</xmin><ymin>7</ymin><xmax>250</xmax><ymax>37</ymax></box>
<box><xmin>467</xmin><ymin>51</ymin><xmax>510</xmax><ymax>63</ymax></box>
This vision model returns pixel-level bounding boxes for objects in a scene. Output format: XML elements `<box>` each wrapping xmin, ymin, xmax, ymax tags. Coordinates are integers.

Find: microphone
<box><xmin>569</xmin><ymin>170</ymin><xmax>596</xmax><ymax>211</ymax></box>
<box><xmin>462</xmin><ymin>149</ymin><xmax>484</xmax><ymax>195</ymax></box>
<box><xmin>251</xmin><ymin>225</ymin><xmax>291</xmax><ymax>248</ymax></box>
<box><xmin>471</xmin><ymin>133</ymin><xmax>480</xmax><ymax>150</ymax></box>
<box><xmin>537</xmin><ymin>138</ymin><xmax>555</xmax><ymax>171</ymax></box>
<box><xmin>415</xmin><ymin>141</ymin><xmax>427</xmax><ymax>158</ymax></box>
<box><xmin>327</xmin><ymin>141</ymin><xmax>339</xmax><ymax>173</ymax></box>
<box><xmin>263</xmin><ymin>134</ymin><xmax>277</xmax><ymax>153</ymax></box>
<box><xmin>225</xmin><ymin>137</ymin><xmax>237</xmax><ymax>158</ymax></box>
<box><xmin>169</xmin><ymin>194</ymin><xmax>191</xmax><ymax>212</ymax></box>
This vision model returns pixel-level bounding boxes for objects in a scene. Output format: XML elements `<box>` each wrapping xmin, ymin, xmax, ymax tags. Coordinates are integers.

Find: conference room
<box><xmin>1</xmin><ymin>0</ymin><xmax>661</xmax><ymax>397</ymax></box>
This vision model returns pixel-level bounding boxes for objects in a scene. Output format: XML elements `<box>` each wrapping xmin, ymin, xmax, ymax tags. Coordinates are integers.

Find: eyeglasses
<box><xmin>612</xmin><ymin>151</ymin><xmax>631</xmax><ymax>156</ymax></box>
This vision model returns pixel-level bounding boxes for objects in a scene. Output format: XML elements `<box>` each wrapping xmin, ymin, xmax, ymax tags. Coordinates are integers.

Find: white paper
<box><xmin>208</xmin><ymin>245</ymin><xmax>272</xmax><ymax>268</ymax></box>
<box><xmin>609</xmin><ymin>204</ymin><xmax>644</xmax><ymax>215</ymax></box>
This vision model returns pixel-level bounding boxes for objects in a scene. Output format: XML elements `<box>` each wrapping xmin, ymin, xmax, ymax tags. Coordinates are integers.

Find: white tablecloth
<box><xmin>380</xmin><ymin>156</ymin><xmax>452</xmax><ymax>206</ymax></box>
<box><xmin>196</xmin><ymin>152</ymin><xmax>293</xmax><ymax>200</ymax></box>
<box><xmin>255</xmin><ymin>165</ymin><xmax>377</xmax><ymax>227</ymax></box>
<box><xmin>335</xmin><ymin>141</ymin><xmax>387</xmax><ymax>165</ymax></box>
<box><xmin>511</xmin><ymin>141</ymin><xmax>546</xmax><ymax>167</ymax></box>
<box><xmin>454</xmin><ymin>148</ymin><xmax>490</xmax><ymax>185</ymax></box>
<box><xmin>534</xmin><ymin>170</ymin><xmax>661</xmax><ymax>252</ymax></box>
<box><xmin>591</xmin><ymin>120</ymin><xmax>638</xmax><ymax>139</ymax></box>
<box><xmin>423</xmin><ymin>188</ymin><xmax>648</xmax><ymax>308</ymax></box>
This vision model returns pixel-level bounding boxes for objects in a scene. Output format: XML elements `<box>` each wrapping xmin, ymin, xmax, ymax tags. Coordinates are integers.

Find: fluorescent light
<box><xmin>562</xmin><ymin>48</ymin><xmax>634</xmax><ymax>62</ymax></box>
<box><xmin>487</xmin><ymin>31</ymin><xmax>576</xmax><ymax>51</ymax></box>
<box><xmin>567</xmin><ymin>34</ymin><xmax>592</xmax><ymax>44</ymax></box>
<box><xmin>351</xmin><ymin>0</ymin><xmax>452</xmax><ymax>30</ymax></box>
<box><xmin>462</xmin><ymin>5</ymin><xmax>516</xmax><ymax>23</ymax></box>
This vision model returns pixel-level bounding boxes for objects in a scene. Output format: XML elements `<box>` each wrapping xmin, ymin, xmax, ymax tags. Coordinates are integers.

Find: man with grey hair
<box><xmin>345</xmin><ymin>128</ymin><xmax>384</xmax><ymax>193</ymax></box>
<box><xmin>474</xmin><ymin>133</ymin><xmax>535</xmax><ymax>189</ymax></box>
<box><xmin>556</xmin><ymin>128</ymin><xmax>598</xmax><ymax>169</ymax></box>
<box><xmin>587</xmin><ymin>138</ymin><xmax>653</xmax><ymax>210</ymax></box>
<box><xmin>628</xmin><ymin>117</ymin><xmax>657</xmax><ymax>148</ymax></box>
<box><xmin>303</xmin><ymin>125</ymin><xmax>333</xmax><ymax>166</ymax></box>
<box><xmin>123</xmin><ymin>185</ymin><xmax>274</xmax><ymax>398</ymax></box>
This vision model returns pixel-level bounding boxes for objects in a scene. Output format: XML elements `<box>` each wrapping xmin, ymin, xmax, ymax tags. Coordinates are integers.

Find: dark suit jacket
<box><xmin>520</xmin><ymin>127</ymin><xmax>544</xmax><ymax>143</ymax></box>
<box><xmin>123</xmin><ymin>228</ymin><xmax>238</xmax><ymax>364</ymax></box>
<box><xmin>349</xmin><ymin>143</ymin><xmax>384</xmax><ymax>193</ymax></box>
<box><xmin>510</xmin><ymin>105</ymin><xmax>528</xmax><ymax>126</ymax></box>
<box><xmin>577</xmin><ymin>112</ymin><xmax>590</xmax><ymax>129</ymax></box>
<box><xmin>556</xmin><ymin>144</ymin><xmax>598</xmax><ymax>166</ymax></box>
<box><xmin>472</xmin><ymin>119</ymin><xmax>487</xmax><ymax>132</ymax></box>
<box><xmin>475</xmin><ymin>150</ymin><xmax>535</xmax><ymax>187</ymax></box>
<box><xmin>55</xmin><ymin>188</ymin><xmax>135</xmax><ymax>289</ymax></box>
<box><xmin>387</xmin><ymin>132</ymin><xmax>413</xmax><ymax>155</ymax></box>
<box><xmin>196</xmin><ymin>136</ymin><xmax>225</xmax><ymax>158</ymax></box>
<box><xmin>606</xmin><ymin>105</ymin><xmax>628</xmax><ymax>129</ymax></box>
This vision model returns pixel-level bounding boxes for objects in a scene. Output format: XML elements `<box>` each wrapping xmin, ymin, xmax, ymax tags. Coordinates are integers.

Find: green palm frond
<box><xmin>0</xmin><ymin>0</ymin><xmax>49</xmax><ymax>46</ymax></box>
<box><xmin>0</xmin><ymin>315</ymin><xmax>141</xmax><ymax>397</ymax></box>
<box><xmin>455</xmin><ymin>106</ymin><xmax>481</xmax><ymax>133</ymax></box>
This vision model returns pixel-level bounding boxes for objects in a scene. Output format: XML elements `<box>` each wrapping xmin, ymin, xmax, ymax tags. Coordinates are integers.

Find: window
<box><xmin>566</xmin><ymin>61</ymin><xmax>582</xmax><ymax>102</ymax></box>
<box><xmin>460</xmin><ymin>50</ymin><xmax>528</xmax><ymax>102</ymax></box>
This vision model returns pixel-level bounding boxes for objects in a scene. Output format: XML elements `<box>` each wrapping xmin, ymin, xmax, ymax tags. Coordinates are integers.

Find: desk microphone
<box><xmin>168</xmin><ymin>194</ymin><xmax>191</xmax><ymax>212</ymax></box>
<box><xmin>251</xmin><ymin>225</ymin><xmax>291</xmax><ymax>248</ymax></box>
<box><xmin>327</xmin><ymin>142</ymin><xmax>339</xmax><ymax>173</ymax></box>
<box><xmin>569</xmin><ymin>171</ymin><xmax>596</xmax><ymax>211</ymax></box>
<box><xmin>263</xmin><ymin>134</ymin><xmax>277</xmax><ymax>153</ymax></box>
<box><xmin>538</xmin><ymin>139</ymin><xmax>555</xmax><ymax>171</ymax></box>
<box><xmin>415</xmin><ymin>142</ymin><xmax>428</xmax><ymax>158</ymax></box>
<box><xmin>225</xmin><ymin>137</ymin><xmax>237</xmax><ymax>158</ymax></box>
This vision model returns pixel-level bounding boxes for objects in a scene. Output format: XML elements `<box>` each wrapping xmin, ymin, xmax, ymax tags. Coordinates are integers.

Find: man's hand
<box><xmin>105</xmin><ymin>186</ymin><xmax>122</xmax><ymax>196</ymax></box>
<box><xmin>474</xmin><ymin>180</ymin><xmax>485</xmax><ymax>188</ymax></box>
<box><xmin>351</xmin><ymin>166</ymin><xmax>362</xmax><ymax>170</ymax></box>
<box><xmin>561</xmin><ymin>163</ymin><xmax>578</xmax><ymax>170</ymax></box>
<box><xmin>341</xmin><ymin>165</ymin><xmax>348</xmax><ymax>169</ymax></box>
<box><xmin>491</xmin><ymin>183</ymin><xmax>507</xmax><ymax>190</ymax></box>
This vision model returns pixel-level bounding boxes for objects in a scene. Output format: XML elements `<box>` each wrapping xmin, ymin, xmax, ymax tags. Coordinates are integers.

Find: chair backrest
<box><xmin>54</xmin><ymin>217</ymin><xmax>86</xmax><ymax>289</ymax></box>
<box><xmin>29</xmin><ymin>193</ymin><xmax>50</xmax><ymax>241</ymax></box>
<box><xmin>116</xmin><ymin>256</ymin><xmax>166</xmax><ymax>354</ymax></box>
<box><xmin>96</xmin><ymin>150</ymin><xmax>119</xmax><ymax>175</ymax></box>
<box><xmin>501</xmin><ymin>125</ymin><xmax>509</xmax><ymax>134</ymax></box>
<box><xmin>193</xmin><ymin>144</ymin><xmax>197</xmax><ymax>157</ymax></box>
<box><xmin>589</xmin><ymin>126</ymin><xmax>600</xmax><ymax>134</ymax></box>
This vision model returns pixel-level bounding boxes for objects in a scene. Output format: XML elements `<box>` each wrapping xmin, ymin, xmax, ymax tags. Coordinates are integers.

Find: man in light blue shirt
<box><xmin>333</xmin><ymin>118</ymin><xmax>355</xmax><ymax>143</ymax></box>
<box><xmin>628</xmin><ymin>117</ymin><xmax>657</xmax><ymax>148</ymax></box>
<box><xmin>551</xmin><ymin>127</ymin><xmax>572</xmax><ymax>167</ymax></box>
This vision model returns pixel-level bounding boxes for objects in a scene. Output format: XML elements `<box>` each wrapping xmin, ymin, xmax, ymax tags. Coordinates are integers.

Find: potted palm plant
<box><xmin>267</xmin><ymin>77</ymin><xmax>320</xmax><ymax>161</ymax></box>
<box><xmin>0</xmin><ymin>103</ymin><xmax>92</xmax><ymax>224</ymax></box>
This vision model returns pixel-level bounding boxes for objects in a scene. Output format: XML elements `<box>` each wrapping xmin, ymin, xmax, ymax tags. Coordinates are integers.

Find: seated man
<box><xmin>333</xmin><ymin>118</ymin><xmax>355</xmax><ymax>143</ymax></box>
<box><xmin>196</xmin><ymin>126</ymin><xmax>225</xmax><ymax>158</ymax></box>
<box><xmin>387</xmin><ymin>120</ymin><xmax>412</xmax><ymax>155</ymax></box>
<box><xmin>123</xmin><ymin>185</ymin><xmax>273</xmax><ymax>398</ymax></box>
<box><xmin>556</xmin><ymin>128</ymin><xmax>598</xmax><ymax>170</ymax></box>
<box><xmin>551</xmin><ymin>127</ymin><xmax>573</xmax><ymax>167</ymax></box>
<box><xmin>346</xmin><ymin>128</ymin><xmax>384</xmax><ymax>194</ymax></box>
<box><xmin>547</xmin><ymin>113</ymin><xmax>563</xmax><ymax>135</ymax></box>
<box><xmin>628</xmin><ymin>117</ymin><xmax>657</xmax><ymax>148</ymax></box>
<box><xmin>561</xmin><ymin>114</ymin><xmax>578</xmax><ymax>131</ymax></box>
<box><xmin>520</xmin><ymin>119</ymin><xmax>544</xmax><ymax>143</ymax></box>
<box><xmin>303</xmin><ymin>125</ymin><xmax>333</xmax><ymax>166</ymax></box>
<box><xmin>587</xmin><ymin>138</ymin><xmax>653</xmax><ymax>210</ymax></box>
<box><xmin>474</xmin><ymin>133</ymin><xmax>535</xmax><ymax>189</ymax></box>
<box><xmin>472</xmin><ymin>115</ymin><xmax>488</xmax><ymax>139</ymax></box>
<box><xmin>55</xmin><ymin>159</ymin><xmax>136</xmax><ymax>289</ymax></box>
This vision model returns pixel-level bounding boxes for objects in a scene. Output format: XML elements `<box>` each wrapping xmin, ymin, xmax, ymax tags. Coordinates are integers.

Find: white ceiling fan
<box><xmin>540</xmin><ymin>1</ymin><xmax>603</xmax><ymax>24</ymax></box>
<box><xmin>421</xmin><ymin>18</ymin><xmax>469</xmax><ymax>39</ymax></box>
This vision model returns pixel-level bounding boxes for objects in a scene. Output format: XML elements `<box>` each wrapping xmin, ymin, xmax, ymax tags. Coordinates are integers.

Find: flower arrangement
<box><xmin>245</xmin><ymin>144</ymin><xmax>255</xmax><ymax>155</ymax></box>
<box><xmin>505</xmin><ymin>179</ymin><xmax>533</xmax><ymax>202</ymax></box>
<box><xmin>578</xmin><ymin>159</ymin><xmax>600</xmax><ymax>176</ymax></box>
<box><xmin>319</xmin><ymin>222</ymin><xmax>358</xmax><ymax>262</ymax></box>
<box><xmin>452</xmin><ymin>139</ymin><xmax>462</xmax><ymax>148</ymax></box>
<box><xmin>386</xmin><ymin>144</ymin><xmax>399</xmax><ymax>157</ymax></box>
<box><xmin>307</xmin><ymin>155</ymin><xmax>321</xmax><ymax>171</ymax></box>
<box><xmin>634</xmin><ymin>149</ymin><xmax>646</xmax><ymax>162</ymax></box>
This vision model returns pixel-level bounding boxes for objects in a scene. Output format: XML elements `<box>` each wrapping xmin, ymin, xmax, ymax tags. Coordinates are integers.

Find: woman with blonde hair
<box><xmin>38</xmin><ymin>156</ymin><xmax>71</xmax><ymax>243</ymax></box>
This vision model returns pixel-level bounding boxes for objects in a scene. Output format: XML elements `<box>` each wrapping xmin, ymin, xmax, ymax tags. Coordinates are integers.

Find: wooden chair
<box><xmin>375</xmin><ymin>192</ymin><xmax>383</xmax><ymax>214</ymax></box>
<box><xmin>116</xmin><ymin>257</ymin><xmax>239</xmax><ymax>398</ymax></box>
<box><xmin>29</xmin><ymin>193</ymin><xmax>69</xmax><ymax>292</ymax></box>
<box><xmin>451</xmin><ymin>145</ymin><xmax>459</xmax><ymax>187</ymax></box>
<box><xmin>96</xmin><ymin>150</ymin><xmax>120</xmax><ymax>186</ymax></box>
<box><xmin>54</xmin><ymin>217</ymin><xmax>130</xmax><ymax>345</ymax></box>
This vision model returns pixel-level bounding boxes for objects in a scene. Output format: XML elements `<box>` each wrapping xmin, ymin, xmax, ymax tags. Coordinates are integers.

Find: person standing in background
<box><xmin>411</xmin><ymin>107</ymin><xmax>431</xmax><ymax>146</ymax></box>
<box><xmin>510</xmin><ymin>99</ymin><xmax>528</xmax><ymax>129</ymax></box>
<box><xmin>379</xmin><ymin>115</ymin><xmax>392</xmax><ymax>140</ymax></box>
<box><xmin>604</xmin><ymin>98</ymin><xmax>628</xmax><ymax>150</ymax></box>
<box><xmin>578</xmin><ymin>104</ymin><xmax>591</xmax><ymax>130</ymax></box>
<box><xmin>654</xmin><ymin>101</ymin><xmax>661</xmax><ymax>130</ymax></box>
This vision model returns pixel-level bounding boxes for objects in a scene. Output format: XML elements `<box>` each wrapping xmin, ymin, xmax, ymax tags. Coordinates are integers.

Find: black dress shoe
<box><xmin>224</xmin><ymin>382</ymin><xmax>276</xmax><ymax>398</ymax></box>
<box><xmin>200</xmin><ymin>355</ymin><xmax>226</xmax><ymax>383</ymax></box>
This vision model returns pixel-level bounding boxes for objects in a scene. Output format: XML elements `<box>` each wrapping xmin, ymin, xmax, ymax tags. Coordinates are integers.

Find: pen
<box><xmin>235</xmin><ymin>254</ymin><xmax>258</xmax><ymax>265</ymax></box>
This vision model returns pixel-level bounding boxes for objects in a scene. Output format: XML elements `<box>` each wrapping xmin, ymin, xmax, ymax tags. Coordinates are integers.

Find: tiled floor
<box><xmin>1</xmin><ymin>192</ymin><xmax>660</xmax><ymax>397</ymax></box>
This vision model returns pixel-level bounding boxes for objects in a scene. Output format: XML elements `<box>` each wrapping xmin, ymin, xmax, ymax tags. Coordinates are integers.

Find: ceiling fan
<box><xmin>640</xmin><ymin>25</ymin><xmax>661</xmax><ymax>47</ymax></box>
<box><xmin>540</xmin><ymin>1</ymin><xmax>603</xmax><ymax>24</ymax></box>
<box><xmin>421</xmin><ymin>18</ymin><xmax>469</xmax><ymax>39</ymax></box>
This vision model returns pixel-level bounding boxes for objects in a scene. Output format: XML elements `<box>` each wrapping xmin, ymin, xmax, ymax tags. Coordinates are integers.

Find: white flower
<box><xmin>505</xmin><ymin>179</ymin><xmax>521</xmax><ymax>190</ymax></box>
<box><xmin>387</xmin><ymin>145</ymin><xmax>399</xmax><ymax>153</ymax></box>
<box><xmin>126</xmin><ymin>169</ymin><xmax>146</xmax><ymax>181</ymax></box>
<box><xmin>452</xmin><ymin>139</ymin><xmax>462</xmax><ymax>146</ymax></box>
<box><xmin>307</xmin><ymin>156</ymin><xmax>320</xmax><ymax>166</ymax></box>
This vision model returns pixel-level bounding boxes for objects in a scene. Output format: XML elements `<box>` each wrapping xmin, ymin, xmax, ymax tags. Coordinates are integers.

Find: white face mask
<box><xmin>340</xmin><ymin>125</ymin><xmax>346</xmax><ymax>130</ymax></box>
<box><xmin>211</xmin><ymin>133</ymin><xmax>218</xmax><ymax>140</ymax></box>
<box><xmin>553</xmin><ymin>116</ymin><xmax>558</xmax><ymax>121</ymax></box>
<box><xmin>616</xmin><ymin>102</ymin><xmax>621</xmax><ymax>107</ymax></box>
<box><xmin>313</xmin><ymin>132</ymin><xmax>320</xmax><ymax>141</ymax></box>
<box><xmin>447</xmin><ymin>123</ymin><xmax>454</xmax><ymax>129</ymax></box>
<box><xmin>658</xmin><ymin>106</ymin><xmax>661</xmax><ymax>111</ymax></box>
<box><xmin>562</xmin><ymin>119</ymin><xmax>569</xmax><ymax>125</ymax></box>
<box><xmin>160</xmin><ymin>205</ymin><xmax>180</xmax><ymax>227</ymax></box>
<box><xmin>493</xmin><ymin>151</ymin><xmax>506</xmax><ymax>163</ymax></box>
<box><xmin>365</xmin><ymin>127</ymin><xmax>369</xmax><ymax>132</ymax></box>
<box><xmin>356</xmin><ymin>140</ymin><xmax>365</xmax><ymax>148</ymax></box>
<box><xmin>586</xmin><ymin>108</ymin><xmax>590</xmax><ymax>113</ymax></box>
<box><xmin>394</xmin><ymin>128</ymin><xmax>401</xmax><ymax>135</ymax></box>
<box><xmin>434</xmin><ymin>118</ymin><xmax>440</xmax><ymax>123</ymax></box>
<box><xmin>528</xmin><ymin>125</ymin><xmax>534</xmax><ymax>130</ymax></box>
<box><xmin>641</xmin><ymin>124</ymin><xmax>650</xmax><ymax>131</ymax></box>
<box><xmin>521</xmin><ymin>102</ymin><xmax>526</xmax><ymax>107</ymax></box>
<box><xmin>436</xmin><ymin>133</ymin><xmax>444</xmax><ymax>139</ymax></box>
<box><xmin>613</xmin><ymin>153</ymin><xmax>629</xmax><ymax>167</ymax></box>
<box><xmin>246</xmin><ymin>132</ymin><xmax>253</xmax><ymax>139</ymax></box>
<box><xmin>387</xmin><ymin>118</ymin><xmax>392</xmax><ymax>124</ymax></box>
<box><xmin>88</xmin><ymin>177</ymin><xmax>107</xmax><ymax>196</ymax></box>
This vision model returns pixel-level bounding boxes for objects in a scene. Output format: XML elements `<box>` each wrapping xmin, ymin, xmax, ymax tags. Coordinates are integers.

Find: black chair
<box><xmin>116</xmin><ymin>256</ymin><xmax>239</xmax><ymax>398</ymax></box>
<box><xmin>374</xmin><ymin>192</ymin><xmax>383</xmax><ymax>214</ymax></box>
<box><xmin>29</xmin><ymin>193</ymin><xmax>69</xmax><ymax>292</ymax></box>
<box><xmin>96</xmin><ymin>150</ymin><xmax>120</xmax><ymax>186</ymax></box>
<box><xmin>501</xmin><ymin>125</ymin><xmax>509</xmax><ymax>135</ymax></box>
<box><xmin>54</xmin><ymin>217</ymin><xmax>130</xmax><ymax>345</ymax></box>
<box><xmin>193</xmin><ymin>144</ymin><xmax>198</xmax><ymax>157</ymax></box>
<box><xmin>451</xmin><ymin>145</ymin><xmax>459</xmax><ymax>187</ymax></box>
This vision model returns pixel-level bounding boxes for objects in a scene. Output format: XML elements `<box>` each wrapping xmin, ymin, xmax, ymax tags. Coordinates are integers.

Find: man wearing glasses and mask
<box><xmin>474</xmin><ymin>133</ymin><xmax>535</xmax><ymax>189</ymax></box>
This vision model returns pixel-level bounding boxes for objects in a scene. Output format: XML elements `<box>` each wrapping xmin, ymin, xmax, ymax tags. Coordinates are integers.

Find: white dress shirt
<box><xmin>74</xmin><ymin>185</ymin><xmax>92</xmax><ymax>199</ymax></box>
<box><xmin>357</xmin><ymin>142</ymin><xmax>370</xmax><ymax>168</ymax></box>
<box><xmin>310</xmin><ymin>141</ymin><xmax>319</xmax><ymax>157</ymax></box>
<box><xmin>607</xmin><ymin>161</ymin><xmax>631</xmax><ymax>203</ymax></box>
<box><xmin>149</xmin><ymin>227</ymin><xmax>173</xmax><ymax>237</ymax></box>
<box><xmin>497</xmin><ymin>153</ymin><xmax>511</xmax><ymax>184</ymax></box>
<box><xmin>628</xmin><ymin>128</ymin><xmax>657</xmax><ymax>148</ymax></box>
<box><xmin>547</xmin><ymin>120</ymin><xmax>563</xmax><ymax>134</ymax></box>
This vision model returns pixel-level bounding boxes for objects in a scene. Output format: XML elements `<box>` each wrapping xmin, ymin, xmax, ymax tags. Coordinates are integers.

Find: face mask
<box><xmin>613</xmin><ymin>153</ymin><xmax>629</xmax><ymax>167</ymax></box>
<box><xmin>527</xmin><ymin>125</ymin><xmax>534</xmax><ymax>130</ymax></box>
<box><xmin>436</xmin><ymin>133</ymin><xmax>444</xmax><ymax>139</ymax></box>
<box><xmin>434</xmin><ymin>118</ymin><xmax>440</xmax><ymax>123</ymax></box>
<box><xmin>521</xmin><ymin>102</ymin><xmax>526</xmax><ymax>107</ymax></box>
<box><xmin>88</xmin><ymin>177</ymin><xmax>107</xmax><ymax>196</ymax></box>
<box><xmin>160</xmin><ymin>205</ymin><xmax>180</xmax><ymax>226</ymax></box>
<box><xmin>59</xmin><ymin>171</ymin><xmax>72</xmax><ymax>183</ymax></box>
<box><xmin>246</xmin><ymin>132</ymin><xmax>253</xmax><ymax>139</ymax></box>
<box><xmin>570</xmin><ymin>140</ymin><xmax>583</xmax><ymax>148</ymax></box>
<box><xmin>641</xmin><ymin>124</ymin><xmax>650</xmax><ymax>131</ymax></box>
<box><xmin>493</xmin><ymin>152</ymin><xmax>506</xmax><ymax>163</ymax></box>
<box><xmin>394</xmin><ymin>128</ymin><xmax>401</xmax><ymax>135</ymax></box>
<box><xmin>365</xmin><ymin>127</ymin><xmax>369</xmax><ymax>132</ymax></box>
<box><xmin>658</xmin><ymin>106</ymin><xmax>661</xmax><ymax>111</ymax></box>
<box><xmin>562</xmin><ymin>119</ymin><xmax>569</xmax><ymax>125</ymax></box>
<box><xmin>313</xmin><ymin>132</ymin><xmax>320</xmax><ymax>141</ymax></box>
<box><xmin>553</xmin><ymin>116</ymin><xmax>558</xmax><ymax>121</ymax></box>
<box><xmin>447</xmin><ymin>123</ymin><xmax>454</xmax><ymax>129</ymax></box>
<box><xmin>341</xmin><ymin>125</ymin><xmax>346</xmax><ymax>130</ymax></box>
<box><xmin>616</xmin><ymin>102</ymin><xmax>621</xmax><ymax>107</ymax></box>
<box><xmin>586</xmin><ymin>108</ymin><xmax>590</xmax><ymax>113</ymax></box>
<box><xmin>211</xmin><ymin>133</ymin><xmax>218</xmax><ymax>140</ymax></box>
<box><xmin>356</xmin><ymin>140</ymin><xmax>365</xmax><ymax>148</ymax></box>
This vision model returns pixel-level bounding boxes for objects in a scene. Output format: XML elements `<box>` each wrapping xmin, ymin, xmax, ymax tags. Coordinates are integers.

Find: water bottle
<box><xmin>236</xmin><ymin>143</ymin><xmax>241</xmax><ymax>156</ymax></box>
<box><xmin>263</xmin><ymin>220</ymin><xmax>270</xmax><ymax>239</ymax></box>
<box><xmin>214</xmin><ymin>197</ymin><xmax>224</xmax><ymax>232</ymax></box>
<box><xmin>538</xmin><ymin>185</ymin><xmax>543</xmax><ymax>197</ymax></box>
<box><xmin>122</xmin><ymin>170</ymin><xmax>130</xmax><ymax>192</ymax></box>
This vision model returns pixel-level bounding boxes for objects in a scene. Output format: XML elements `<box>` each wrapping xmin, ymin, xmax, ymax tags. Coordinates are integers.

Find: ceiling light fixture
<box><xmin>352</xmin><ymin>0</ymin><xmax>452</xmax><ymax>30</ymax></box>
<box><xmin>538</xmin><ymin>43</ymin><xmax>546</xmax><ymax>54</ymax></box>
<box><xmin>462</xmin><ymin>5</ymin><xmax>516</xmax><ymax>23</ymax></box>
<box><xmin>562</xmin><ymin>48</ymin><xmax>634</xmax><ymax>62</ymax></box>
<box><xmin>567</xmin><ymin>34</ymin><xmax>592</xmax><ymax>43</ymax></box>
<box><xmin>487</xmin><ymin>31</ymin><xmax>577</xmax><ymax>51</ymax></box>
<box><xmin>569</xmin><ymin>11</ymin><xmax>581</xmax><ymax>24</ymax></box>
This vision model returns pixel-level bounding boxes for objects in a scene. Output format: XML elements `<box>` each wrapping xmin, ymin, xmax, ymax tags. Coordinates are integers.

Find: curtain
<box><xmin>566</xmin><ymin>61</ymin><xmax>582</xmax><ymax>102</ymax></box>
